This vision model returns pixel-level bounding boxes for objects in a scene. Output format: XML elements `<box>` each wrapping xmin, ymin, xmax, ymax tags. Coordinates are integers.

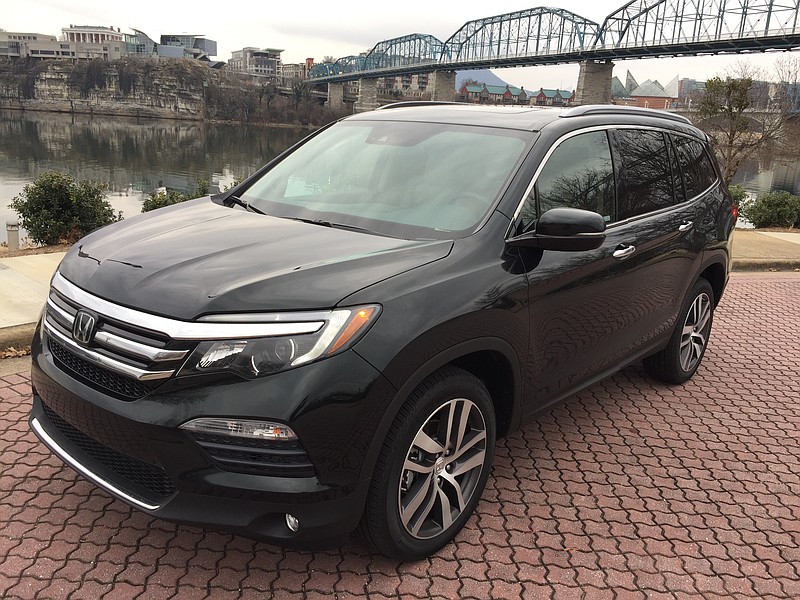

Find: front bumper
<box><xmin>29</xmin><ymin>323</ymin><xmax>395</xmax><ymax>546</ymax></box>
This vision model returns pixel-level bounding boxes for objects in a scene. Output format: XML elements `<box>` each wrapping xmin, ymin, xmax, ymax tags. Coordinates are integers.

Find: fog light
<box><xmin>286</xmin><ymin>513</ymin><xmax>300</xmax><ymax>532</ymax></box>
<box><xmin>180</xmin><ymin>418</ymin><xmax>297</xmax><ymax>441</ymax></box>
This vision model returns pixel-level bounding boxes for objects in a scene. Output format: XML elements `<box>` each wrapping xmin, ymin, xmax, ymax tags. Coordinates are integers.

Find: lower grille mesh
<box><xmin>42</xmin><ymin>402</ymin><xmax>176</xmax><ymax>500</ymax></box>
<box><xmin>49</xmin><ymin>338</ymin><xmax>153</xmax><ymax>399</ymax></box>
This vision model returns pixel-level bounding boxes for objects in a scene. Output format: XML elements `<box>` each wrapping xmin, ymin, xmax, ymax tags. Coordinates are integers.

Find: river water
<box><xmin>0</xmin><ymin>109</ymin><xmax>796</xmax><ymax>244</ymax></box>
<box><xmin>0</xmin><ymin>110</ymin><xmax>308</xmax><ymax>244</ymax></box>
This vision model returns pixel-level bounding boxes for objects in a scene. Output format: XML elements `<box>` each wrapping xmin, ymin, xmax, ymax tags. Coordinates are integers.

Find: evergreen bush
<box><xmin>9</xmin><ymin>171</ymin><xmax>122</xmax><ymax>245</ymax></box>
<box><xmin>141</xmin><ymin>179</ymin><xmax>210</xmax><ymax>212</ymax></box>
<box><xmin>739</xmin><ymin>190</ymin><xmax>800</xmax><ymax>228</ymax></box>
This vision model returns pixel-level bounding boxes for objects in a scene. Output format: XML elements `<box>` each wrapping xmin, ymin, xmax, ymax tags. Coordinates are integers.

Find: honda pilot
<box><xmin>29</xmin><ymin>103</ymin><xmax>735</xmax><ymax>560</ymax></box>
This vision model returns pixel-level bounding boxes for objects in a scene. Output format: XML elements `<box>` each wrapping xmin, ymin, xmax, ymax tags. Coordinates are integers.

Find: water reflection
<box><xmin>732</xmin><ymin>151</ymin><xmax>800</xmax><ymax>197</ymax></box>
<box><xmin>0</xmin><ymin>110</ymin><xmax>308</xmax><ymax>243</ymax></box>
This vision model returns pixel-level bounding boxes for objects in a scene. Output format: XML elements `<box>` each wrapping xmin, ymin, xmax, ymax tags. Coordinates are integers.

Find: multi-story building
<box><xmin>0</xmin><ymin>31</ymin><xmax>57</xmax><ymax>58</ymax></box>
<box><xmin>1</xmin><ymin>26</ymin><xmax>218</xmax><ymax>63</ymax></box>
<box><xmin>458</xmin><ymin>83</ymin><xmax>530</xmax><ymax>105</ymax></box>
<box><xmin>0</xmin><ymin>29</ymin><xmax>123</xmax><ymax>60</ymax></box>
<box><xmin>533</xmin><ymin>88</ymin><xmax>575</xmax><ymax>106</ymax></box>
<box><xmin>124</xmin><ymin>29</ymin><xmax>159</xmax><ymax>58</ymax></box>
<box><xmin>160</xmin><ymin>35</ymin><xmax>218</xmax><ymax>60</ymax></box>
<box><xmin>229</xmin><ymin>47</ymin><xmax>282</xmax><ymax>79</ymax></box>
<box><xmin>62</xmin><ymin>25</ymin><xmax>124</xmax><ymax>45</ymax></box>
<box><xmin>280</xmin><ymin>58</ymin><xmax>314</xmax><ymax>83</ymax></box>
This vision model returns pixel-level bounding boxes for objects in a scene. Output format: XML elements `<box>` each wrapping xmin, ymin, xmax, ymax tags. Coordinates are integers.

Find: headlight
<box><xmin>178</xmin><ymin>305</ymin><xmax>380</xmax><ymax>379</ymax></box>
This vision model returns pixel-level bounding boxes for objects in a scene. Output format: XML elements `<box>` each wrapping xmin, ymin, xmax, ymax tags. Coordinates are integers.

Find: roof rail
<box><xmin>376</xmin><ymin>101</ymin><xmax>464</xmax><ymax>110</ymax></box>
<box><xmin>560</xmin><ymin>105</ymin><xmax>692</xmax><ymax>125</ymax></box>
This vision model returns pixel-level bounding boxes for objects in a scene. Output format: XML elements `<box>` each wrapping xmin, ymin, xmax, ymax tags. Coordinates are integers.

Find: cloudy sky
<box><xmin>2</xmin><ymin>0</ymin><xmax>793</xmax><ymax>90</ymax></box>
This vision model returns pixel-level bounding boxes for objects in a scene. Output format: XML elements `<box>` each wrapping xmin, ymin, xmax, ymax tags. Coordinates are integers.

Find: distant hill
<box><xmin>456</xmin><ymin>69</ymin><xmax>511</xmax><ymax>89</ymax></box>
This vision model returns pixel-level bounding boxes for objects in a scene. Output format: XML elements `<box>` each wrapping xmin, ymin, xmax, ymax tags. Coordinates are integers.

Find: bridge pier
<box><xmin>574</xmin><ymin>60</ymin><xmax>614</xmax><ymax>106</ymax></box>
<box><xmin>354</xmin><ymin>78</ymin><xmax>379</xmax><ymax>112</ymax></box>
<box><xmin>326</xmin><ymin>83</ymin><xmax>344</xmax><ymax>108</ymax></box>
<box><xmin>429</xmin><ymin>71</ymin><xmax>456</xmax><ymax>102</ymax></box>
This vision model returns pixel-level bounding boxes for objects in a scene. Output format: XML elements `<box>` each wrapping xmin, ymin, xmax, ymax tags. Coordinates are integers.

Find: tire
<box><xmin>643</xmin><ymin>278</ymin><xmax>715</xmax><ymax>384</ymax></box>
<box><xmin>359</xmin><ymin>366</ymin><xmax>496</xmax><ymax>560</ymax></box>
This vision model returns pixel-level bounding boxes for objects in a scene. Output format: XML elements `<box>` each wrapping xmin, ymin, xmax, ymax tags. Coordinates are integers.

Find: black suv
<box><xmin>29</xmin><ymin>104</ymin><xmax>735</xmax><ymax>560</ymax></box>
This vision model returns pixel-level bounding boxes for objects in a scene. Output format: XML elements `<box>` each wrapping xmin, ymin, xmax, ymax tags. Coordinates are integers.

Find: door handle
<box><xmin>613</xmin><ymin>244</ymin><xmax>636</xmax><ymax>260</ymax></box>
<box><xmin>678</xmin><ymin>220</ymin><xmax>693</xmax><ymax>233</ymax></box>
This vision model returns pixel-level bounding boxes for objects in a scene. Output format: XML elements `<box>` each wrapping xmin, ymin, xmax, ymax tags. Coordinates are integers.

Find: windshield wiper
<box><xmin>226</xmin><ymin>195</ymin><xmax>266</xmax><ymax>215</ymax></box>
<box><xmin>280</xmin><ymin>216</ymin><xmax>382</xmax><ymax>235</ymax></box>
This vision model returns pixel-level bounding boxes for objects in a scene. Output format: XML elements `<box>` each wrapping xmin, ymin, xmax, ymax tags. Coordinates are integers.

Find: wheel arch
<box><xmin>358</xmin><ymin>337</ymin><xmax>523</xmax><ymax>482</ymax></box>
<box><xmin>697</xmin><ymin>257</ymin><xmax>727</xmax><ymax>307</ymax></box>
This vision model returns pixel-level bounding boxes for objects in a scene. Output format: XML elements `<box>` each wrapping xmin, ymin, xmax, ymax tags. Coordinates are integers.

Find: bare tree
<box><xmin>695</xmin><ymin>61</ymin><xmax>791</xmax><ymax>183</ymax></box>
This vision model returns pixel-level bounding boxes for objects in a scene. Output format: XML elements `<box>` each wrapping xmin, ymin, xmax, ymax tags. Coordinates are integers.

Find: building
<box><xmin>1</xmin><ymin>26</ymin><xmax>218</xmax><ymax>63</ymax></box>
<box><xmin>0</xmin><ymin>31</ymin><xmax>57</xmax><ymax>58</ymax></box>
<box><xmin>614</xmin><ymin>78</ymin><xmax>678</xmax><ymax>109</ymax></box>
<box><xmin>228</xmin><ymin>47</ymin><xmax>282</xmax><ymax>79</ymax></box>
<box><xmin>533</xmin><ymin>88</ymin><xmax>575</xmax><ymax>106</ymax></box>
<box><xmin>0</xmin><ymin>29</ymin><xmax>123</xmax><ymax>60</ymax></box>
<box><xmin>124</xmin><ymin>29</ymin><xmax>159</xmax><ymax>58</ymax></box>
<box><xmin>160</xmin><ymin>35</ymin><xmax>217</xmax><ymax>60</ymax></box>
<box><xmin>612</xmin><ymin>70</ymin><xmax>701</xmax><ymax>109</ymax></box>
<box><xmin>62</xmin><ymin>25</ymin><xmax>124</xmax><ymax>45</ymax></box>
<box><xmin>458</xmin><ymin>83</ymin><xmax>530</xmax><ymax>105</ymax></box>
<box><xmin>281</xmin><ymin>58</ymin><xmax>315</xmax><ymax>82</ymax></box>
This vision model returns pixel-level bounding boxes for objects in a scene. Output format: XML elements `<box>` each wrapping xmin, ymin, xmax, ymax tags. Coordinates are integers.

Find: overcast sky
<box><xmin>2</xmin><ymin>0</ymin><xmax>793</xmax><ymax>90</ymax></box>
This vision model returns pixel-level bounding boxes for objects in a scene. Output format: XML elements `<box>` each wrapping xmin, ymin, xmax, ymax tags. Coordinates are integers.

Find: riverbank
<box><xmin>0</xmin><ymin>59</ymin><xmax>343</xmax><ymax>126</ymax></box>
<box><xmin>0</xmin><ymin>104</ymin><xmax>325</xmax><ymax>129</ymax></box>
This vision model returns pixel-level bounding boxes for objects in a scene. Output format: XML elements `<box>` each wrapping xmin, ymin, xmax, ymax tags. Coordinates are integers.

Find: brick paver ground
<box><xmin>1</xmin><ymin>273</ymin><xmax>799</xmax><ymax>599</ymax></box>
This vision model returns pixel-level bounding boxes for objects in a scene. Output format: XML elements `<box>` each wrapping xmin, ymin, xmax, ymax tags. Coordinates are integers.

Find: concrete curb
<box><xmin>0</xmin><ymin>322</ymin><xmax>36</xmax><ymax>352</ymax></box>
<box><xmin>731</xmin><ymin>259</ymin><xmax>800</xmax><ymax>271</ymax></box>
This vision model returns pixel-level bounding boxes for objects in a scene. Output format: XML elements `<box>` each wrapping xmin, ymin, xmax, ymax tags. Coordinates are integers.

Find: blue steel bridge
<box><xmin>309</xmin><ymin>0</ymin><xmax>800</xmax><ymax>83</ymax></box>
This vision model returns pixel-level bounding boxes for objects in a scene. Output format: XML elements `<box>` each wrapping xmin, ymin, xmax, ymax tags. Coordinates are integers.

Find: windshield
<box><xmin>240</xmin><ymin>120</ymin><xmax>531</xmax><ymax>239</ymax></box>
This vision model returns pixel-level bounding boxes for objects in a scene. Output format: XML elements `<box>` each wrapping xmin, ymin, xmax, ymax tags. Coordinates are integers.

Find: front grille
<box><xmin>187</xmin><ymin>432</ymin><xmax>316</xmax><ymax>477</ymax></box>
<box><xmin>44</xmin><ymin>281</ymin><xmax>195</xmax><ymax>400</ymax></box>
<box><xmin>49</xmin><ymin>337</ymin><xmax>154</xmax><ymax>399</ymax></box>
<box><xmin>42</xmin><ymin>402</ymin><xmax>176</xmax><ymax>501</ymax></box>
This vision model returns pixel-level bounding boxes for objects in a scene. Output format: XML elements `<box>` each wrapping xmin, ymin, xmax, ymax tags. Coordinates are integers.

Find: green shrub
<box><xmin>141</xmin><ymin>189</ymin><xmax>190</xmax><ymax>212</ymax></box>
<box><xmin>728</xmin><ymin>184</ymin><xmax>748</xmax><ymax>208</ymax></box>
<box><xmin>9</xmin><ymin>171</ymin><xmax>122</xmax><ymax>245</ymax></box>
<box><xmin>141</xmin><ymin>179</ymin><xmax>210</xmax><ymax>213</ymax></box>
<box><xmin>739</xmin><ymin>190</ymin><xmax>800</xmax><ymax>228</ymax></box>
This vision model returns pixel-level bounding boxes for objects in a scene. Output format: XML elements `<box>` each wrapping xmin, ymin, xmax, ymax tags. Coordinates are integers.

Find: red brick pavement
<box><xmin>1</xmin><ymin>273</ymin><xmax>799</xmax><ymax>599</ymax></box>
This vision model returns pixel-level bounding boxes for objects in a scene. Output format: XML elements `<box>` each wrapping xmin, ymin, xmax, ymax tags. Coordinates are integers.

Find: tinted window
<box><xmin>668</xmin><ymin>136</ymin><xmax>687</xmax><ymax>205</ymax></box>
<box><xmin>672</xmin><ymin>135</ymin><xmax>717</xmax><ymax>199</ymax></box>
<box><xmin>519</xmin><ymin>131</ymin><xmax>615</xmax><ymax>231</ymax></box>
<box><xmin>614</xmin><ymin>130</ymin><xmax>674</xmax><ymax>220</ymax></box>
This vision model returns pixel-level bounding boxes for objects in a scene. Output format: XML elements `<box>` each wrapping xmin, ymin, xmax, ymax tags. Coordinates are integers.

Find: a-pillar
<box><xmin>429</xmin><ymin>70</ymin><xmax>456</xmax><ymax>102</ymax></box>
<box><xmin>325</xmin><ymin>82</ymin><xmax>344</xmax><ymax>108</ymax></box>
<box><xmin>354</xmin><ymin>78</ymin><xmax>379</xmax><ymax>112</ymax></box>
<box><xmin>574</xmin><ymin>60</ymin><xmax>614</xmax><ymax>106</ymax></box>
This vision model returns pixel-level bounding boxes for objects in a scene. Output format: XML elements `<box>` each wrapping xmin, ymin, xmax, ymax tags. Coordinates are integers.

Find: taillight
<box><xmin>732</xmin><ymin>205</ymin><xmax>739</xmax><ymax>220</ymax></box>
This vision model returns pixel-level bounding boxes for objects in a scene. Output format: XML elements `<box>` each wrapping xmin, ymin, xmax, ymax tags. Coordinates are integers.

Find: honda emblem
<box><xmin>72</xmin><ymin>311</ymin><xmax>96</xmax><ymax>345</ymax></box>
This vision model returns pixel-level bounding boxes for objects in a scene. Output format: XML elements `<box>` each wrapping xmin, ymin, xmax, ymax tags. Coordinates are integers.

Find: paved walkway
<box><xmin>1</xmin><ymin>273</ymin><xmax>798</xmax><ymax>598</ymax></box>
<box><xmin>0</xmin><ymin>253</ymin><xmax>63</xmax><ymax>329</ymax></box>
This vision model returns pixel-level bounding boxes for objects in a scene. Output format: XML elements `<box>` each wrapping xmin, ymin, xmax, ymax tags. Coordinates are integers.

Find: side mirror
<box><xmin>507</xmin><ymin>207</ymin><xmax>606</xmax><ymax>252</ymax></box>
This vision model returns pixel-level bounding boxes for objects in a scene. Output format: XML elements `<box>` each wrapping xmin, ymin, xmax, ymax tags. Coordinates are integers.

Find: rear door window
<box><xmin>613</xmin><ymin>130</ymin><xmax>674</xmax><ymax>220</ymax></box>
<box><xmin>671</xmin><ymin>135</ymin><xmax>718</xmax><ymax>199</ymax></box>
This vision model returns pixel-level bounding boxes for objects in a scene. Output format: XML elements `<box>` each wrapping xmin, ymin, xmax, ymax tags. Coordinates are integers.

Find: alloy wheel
<box><xmin>398</xmin><ymin>398</ymin><xmax>487</xmax><ymax>540</ymax></box>
<box><xmin>680</xmin><ymin>292</ymin><xmax>712</xmax><ymax>372</ymax></box>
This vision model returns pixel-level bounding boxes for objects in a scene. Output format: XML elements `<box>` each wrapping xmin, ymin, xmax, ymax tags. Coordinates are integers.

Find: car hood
<box><xmin>58</xmin><ymin>198</ymin><xmax>453</xmax><ymax>320</ymax></box>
